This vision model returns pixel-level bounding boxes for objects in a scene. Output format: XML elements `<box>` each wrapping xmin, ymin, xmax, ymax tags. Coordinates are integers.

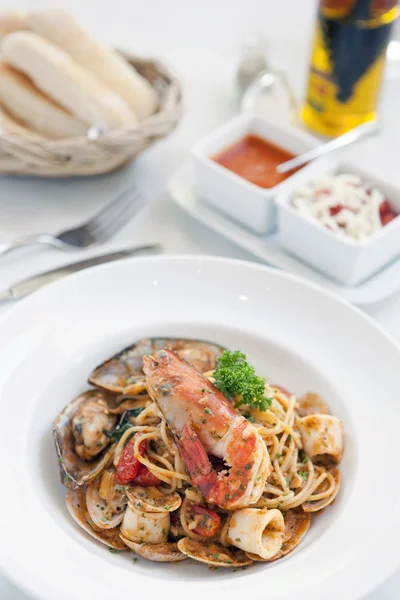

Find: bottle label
<box><xmin>306</xmin><ymin>0</ymin><xmax>397</xmax><ymax>115</ymax></box>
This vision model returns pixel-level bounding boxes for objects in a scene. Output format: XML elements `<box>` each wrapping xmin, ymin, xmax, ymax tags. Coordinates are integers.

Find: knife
<box><xmin>0</xmin><ymin>243</ymin><xmax>161</xmax><ymax>303</ymax></box>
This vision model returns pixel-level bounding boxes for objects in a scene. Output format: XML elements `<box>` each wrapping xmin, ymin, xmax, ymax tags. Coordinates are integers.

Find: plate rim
<box><xmin>0</xmin><ymin>253</ymin><xmax>397</xmax><ymax>351</ymax></box>
<box><xmin>1</xmin><ymin>254</ymin><xmax>400</xmax><ymax>600</ymax></box>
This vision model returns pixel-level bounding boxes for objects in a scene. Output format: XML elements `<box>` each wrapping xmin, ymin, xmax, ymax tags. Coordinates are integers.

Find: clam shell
<box><xmin>89</xmin><ymin>338</ymin><xmax>224</xmax><ymax>395</ymax></box>
<box><xmin>65</xmin><ymin>489</ymin><xmax>127</xmax><ymax>550</ymax></box>
<box><xmin>120</xmin><ymin>536</ymin><xmax>187</xmax><ymax>562</ymax></box>
<box><xmin>302</xmin><ymin>467</ymin><xmax>341</xmax><ymax>512</ymax></box>
<box><xmin>127</xmin><ymin>486</ymin><xmax>182</xmax><ymax>513</ymax></box>
<box><xmin>86</xmin><ymin>474</ymin><xmax>127</xmax><ymax>529</ymax></box>
<box><xmin>246</xmin><ymin>509</ymin><xmax>311</xmax><ymax>562</ymax></box>
<box><xmin>53</xmin><ymin>390</ymin><xmax>116</xmax><ymax>490</ymax></box>
<box><xmin>297</xmin><ymin>392</ymin><xmax>329</xmax><ymax>417</ymax></box>
<box><xmin>177</xmin><ymin>538</ymin><xmax>253</xmax><ymax>568</ymax></box>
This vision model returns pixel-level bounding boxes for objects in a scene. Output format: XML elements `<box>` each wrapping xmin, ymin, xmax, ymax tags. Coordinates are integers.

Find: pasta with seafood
<box><xmin>53</xmin><ymin>338</ymin><xmax>344</xmax><ymax>568</ymax></box>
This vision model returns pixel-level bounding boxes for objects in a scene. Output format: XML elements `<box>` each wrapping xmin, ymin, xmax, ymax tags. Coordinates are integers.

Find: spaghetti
<box><xmin>54</xmin><ymin>338</ymin><xmax>344</xmax><ymax>569</ymax></box>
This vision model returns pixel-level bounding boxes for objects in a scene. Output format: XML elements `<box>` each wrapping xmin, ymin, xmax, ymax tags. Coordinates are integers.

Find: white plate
<box><xmin>168</xmin><ymin>164</ymin><xmax>400</xmax><ymax>305</ymax></box>
<box><xmin>1</xmin><ymin>255</ymin><xmax>400</xmax><ymax>600</ymax></box>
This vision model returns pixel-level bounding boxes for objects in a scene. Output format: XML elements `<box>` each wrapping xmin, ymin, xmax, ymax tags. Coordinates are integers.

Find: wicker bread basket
<box><xmin>0</xmin><ymin>51</ymin><xmax>182</xmax><ymax>177</ymax></box>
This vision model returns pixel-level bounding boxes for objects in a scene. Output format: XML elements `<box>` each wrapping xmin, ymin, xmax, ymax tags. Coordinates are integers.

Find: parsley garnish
<box><xmin>299</xmin><ymin>450</ymin><xmax>307</xmax><ymax>463</ymax></box>
<box><xmin>213</xmin><ymin>350</ymin><xmax>272</xmax><ymax>411</ymax></box>
<box><xmin>244</xmin><ymin>411</ymin><xmax>255</xmax><ymax>423</ymax></box>
<box><xmin>298</xmin><ymin>470</ymin><xmax>308</xmax><ymax>481</ymax></box>
<box><xmin>132</xmin><ymin>556</ymin><xmax>138</xmax><ymax>563</ymax></box>
<box><xmin>108</xmin><ymin>547</ymin><xmax>120</xmax><ymax>553</ymax></box>
<box><xmin>204</xmin><ymin>407</ymin><xmax>213</xmax><ymax>416</ymax></box>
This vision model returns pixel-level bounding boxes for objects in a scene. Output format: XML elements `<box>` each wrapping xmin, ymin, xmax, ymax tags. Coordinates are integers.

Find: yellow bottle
<box><xmin>303</xmin><ymin>0</ymin><xmax>399</xmax><ymax>137</ymax></box>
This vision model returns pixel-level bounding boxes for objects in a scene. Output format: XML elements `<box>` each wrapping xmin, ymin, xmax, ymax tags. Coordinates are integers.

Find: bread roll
<box><xmin>0</xmin><ymin>60</ymin><xmax>88</xmax><ymax>139</ymax></box>
<box><xmin>27</xmin><ymin>9</ymin><xmax>157</xmax><ymax>120</ymax></box>
<box><xmin>0</xmin><ymin>10</ymin><xmax>26</xmax><ymax>39</ymax></box>
<box><xmin>0</xmin><ymin>104</ymin><xmax>42</xmax><ymax>140</ymax></box>
<box><xmin>2</xmin><ymin>32</ymin><xmax>137</xmax><ymax>130</ymax></box>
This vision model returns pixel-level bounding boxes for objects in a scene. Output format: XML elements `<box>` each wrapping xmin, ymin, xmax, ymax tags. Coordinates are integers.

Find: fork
<box><xmin>0</xmin><ymin>186</ymin><xmax>146</xmax><ymax>258</ymax></box>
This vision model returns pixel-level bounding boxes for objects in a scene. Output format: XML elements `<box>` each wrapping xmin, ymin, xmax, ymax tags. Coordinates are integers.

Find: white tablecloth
<box><xmin>0</xmin><ymin>1</ymin><xmax>399</xmax><ymax>597</ymax></box>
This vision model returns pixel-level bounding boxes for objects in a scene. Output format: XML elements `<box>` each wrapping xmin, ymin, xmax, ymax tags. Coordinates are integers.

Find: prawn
<box><xmin>143</xmin><ymin>349</ymin><xmax>271</xmax><ymax>510</ymax></box>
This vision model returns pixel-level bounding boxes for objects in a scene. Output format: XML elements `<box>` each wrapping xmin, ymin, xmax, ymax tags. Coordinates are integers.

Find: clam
<box><xmin>246</xmin><ymin>509</ymin><xmax>311</xmax><ymax>562</ymax></box>
<box><xmin>297</xmin><ymin>392</ymin><xmax>329</xmax><ymax>417</ymax></box>
<box><xmin>120</xmin><ymin>536</ymin><xmax>187</xmax><ymax>562</ymax></box>
<box><xmin>86</xmin><ymin>470</ymin><xmax>127</xmax><ymax>529</ymax></box>
<box><xmin>53</xmin><ymin>390</ymin><xmax>117</xmax><ymax>489</ymax></box>
<box><xmin>127</xmin><ymin>486</ymin><xmax>182</xmax><ymax>513</ymax></box>
<box><xmin>89</xmin><ymin>338</ymin><xmax>225</xmax><ymax>395</ymax></box>
<box><xmin>177</xmin><ymin>538</ymin><xmax>253</xmax><ymax>568</ymax></box>
<box><xmin>302</xmin><ymin>467</ymin><xmax>341</xmax><ymax>512</ymax></box>
<box><xmin>66</xmin><ymin>489</ymin><xmax>127</xmax><ymax>550</ymax></box>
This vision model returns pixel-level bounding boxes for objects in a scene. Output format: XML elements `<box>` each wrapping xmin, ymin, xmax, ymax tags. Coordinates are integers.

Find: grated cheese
<box><xmin>291</xmin><ymin>173</ymin><xmax>395</xmax><ymax>242</ymax></box>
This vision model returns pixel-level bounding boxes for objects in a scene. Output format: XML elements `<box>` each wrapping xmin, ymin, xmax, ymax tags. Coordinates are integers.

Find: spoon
<box><xmin>276</xmin><ymin>119</ymin><xmax>381</xmax><ymax>174</ymax></box>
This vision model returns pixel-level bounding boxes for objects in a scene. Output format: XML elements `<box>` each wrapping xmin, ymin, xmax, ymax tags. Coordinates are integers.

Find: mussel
<box><xmin>53</xmin><ymin>390</ymin><xmax>117</xmax><ymax>489</ymax></box>
<box><xmin>89</xmin><ymin>338</ymin><xmax>225</xmax><ymax>395</ymax></box>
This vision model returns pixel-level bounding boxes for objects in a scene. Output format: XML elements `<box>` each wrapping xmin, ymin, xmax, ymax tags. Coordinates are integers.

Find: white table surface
<box><xmin>0</xmin><ymin>1</ymin><xmax>399</xmax><ymax>598</ymax></box>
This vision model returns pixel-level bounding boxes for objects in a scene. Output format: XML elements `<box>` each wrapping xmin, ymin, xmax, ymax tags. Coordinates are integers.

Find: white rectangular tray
<box><xmin>168</xmin><ymin>163</ymin><xmax>400</xmax><ymax>306</ymax></box>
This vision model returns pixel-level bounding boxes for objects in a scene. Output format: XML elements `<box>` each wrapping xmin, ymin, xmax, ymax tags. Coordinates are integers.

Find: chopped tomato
<box><xmin>379</xmin><ymin>200</ymin><xmax>392</xmax><ymax>217</ymax></box>
<box><xmin>381</xmin><ymin>212</ymin><xmax>396</xmax><ymax>226</ymax></box>
<box><xmin>329</xmin><ymin>205</ymin><xmax>342</xmax><ymax>216</ymax></box>
<box><xmin>191</xmin><ymin>504</ymin><xmax>221</xmax><ymax>537</ymax></box>
<box><xmin>134</xmin><ymin>466</ymin><xmax>161</xmax><ymax>487</ymax></box>
<box><xmin>116</xmin><ymin>437</ymin><xmax>146</xmax><ymax>485</ymax></box>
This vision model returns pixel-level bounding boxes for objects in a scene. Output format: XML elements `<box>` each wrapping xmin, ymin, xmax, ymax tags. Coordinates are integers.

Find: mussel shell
<box><xmin>120</xmin><ymin>536</ymin><xmax>187</xmax><ymax>562</ymax></box>
<box><xmin>177</xmin><ymin>538</ymin><xmax>253</xmax><ymax>568</ymax></box>
<box><xmin>53</xmin><ymin>390</ymin><xmax>116</xmax><ymax>490</ymax></box>
<box><xmin>297</xmin><ymin>392</ymin><xmax>329</xmax><ymax>417</ymax></box>
<box><xmin>66</xmin><ymin>489</ymin><xmax>127</xmax><ymax>550</ymax></box>
<box><xmin>88</xmin><ymin>338</ymin><xmax>225</xmax><ymax>395</ymax></box>
<box><xmin>246</xmin><ymin>509</ymin><xmax>311</xmax><ymax>562</ymax></box>
<box><xmin>127</xmin><ymin>486</ymin><xmax>182</xmax><ymax>513</ymax></box>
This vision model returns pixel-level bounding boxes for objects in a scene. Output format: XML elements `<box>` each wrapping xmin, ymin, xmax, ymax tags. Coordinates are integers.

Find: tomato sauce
<box><xmin>212</xmin><ymin>134</ymin><xmax>296</xmax><ymax>189</ymax></box>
